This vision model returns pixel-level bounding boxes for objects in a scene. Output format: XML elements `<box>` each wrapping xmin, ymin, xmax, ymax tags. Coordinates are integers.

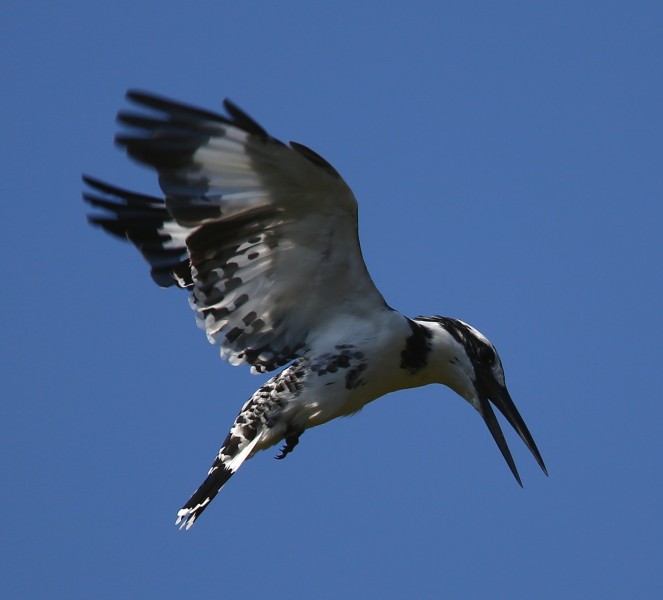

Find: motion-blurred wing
<box><xmin>85</xmin><ymin>91</ymin><xmax>387</xmax><ymax>372</ymax></box>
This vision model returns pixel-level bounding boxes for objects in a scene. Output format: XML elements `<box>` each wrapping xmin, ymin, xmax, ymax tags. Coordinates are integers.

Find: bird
<box><xmin>84</xmin><ymin>90</ymin><xmax>547</xmax><ymax>529</ymax></box>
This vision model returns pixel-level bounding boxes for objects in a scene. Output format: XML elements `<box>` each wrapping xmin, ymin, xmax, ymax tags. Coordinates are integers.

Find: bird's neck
<box><xmin>406</xmin><ymin>317</ymin><xmax>474</xmax><ymax>398</ymax></box>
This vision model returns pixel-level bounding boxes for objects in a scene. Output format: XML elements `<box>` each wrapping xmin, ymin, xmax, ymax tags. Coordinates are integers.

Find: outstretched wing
<box><xmin>85</xmin><ymin>91</ymin><xmax>387</xmax><ymax>372</ymax></box>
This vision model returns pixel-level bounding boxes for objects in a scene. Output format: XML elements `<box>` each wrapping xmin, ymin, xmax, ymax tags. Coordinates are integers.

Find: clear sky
<box><xmin>2</xmin><ymin>1</ymin><xmax>662</xmax><ymax>598</ymax></box>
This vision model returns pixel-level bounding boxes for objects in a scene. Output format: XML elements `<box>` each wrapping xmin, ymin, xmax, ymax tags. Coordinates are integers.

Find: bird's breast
<box><xmin>289</xmin><ymin>346</ymin><xmax>415</xmax><ymax>429</ymax></box>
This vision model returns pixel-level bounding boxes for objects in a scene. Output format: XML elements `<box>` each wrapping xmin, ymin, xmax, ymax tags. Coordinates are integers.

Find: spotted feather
<box><xmin>87</xmin><ymin>90</ymin><xmax>386</xmax><ymax>373</ymax></box>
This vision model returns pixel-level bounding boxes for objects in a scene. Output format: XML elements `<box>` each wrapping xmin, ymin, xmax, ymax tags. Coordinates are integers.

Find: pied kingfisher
<box><xmin>84</xmin><ymin>91</ymin><xmax>547</xmax><ymax>529</ymax></box>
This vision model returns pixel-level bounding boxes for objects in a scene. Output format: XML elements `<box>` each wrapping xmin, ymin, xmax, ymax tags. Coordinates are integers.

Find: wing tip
<box><xmin>289</xmin><ymin>141</ymin><xmax>341</xmax><ymax>179</ymax></box>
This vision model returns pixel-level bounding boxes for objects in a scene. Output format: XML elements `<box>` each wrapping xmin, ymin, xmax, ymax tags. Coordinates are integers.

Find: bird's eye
<box><xmin>477</xmin><ymin>345</ymin><xmax>495</xmax><ymax>365</ymax></box>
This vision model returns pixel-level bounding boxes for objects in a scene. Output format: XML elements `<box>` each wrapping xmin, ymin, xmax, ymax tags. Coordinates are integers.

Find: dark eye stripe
<box><xmin>477</xmin><ymin>345</ymin><xmax>495</xmax><ymax>365</ymax></box>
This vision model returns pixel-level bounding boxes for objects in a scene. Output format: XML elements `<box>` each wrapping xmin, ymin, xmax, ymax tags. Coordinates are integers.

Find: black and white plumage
<box><xmin>84</xmin><ymin>91</ymin><xmax>547</xmax><ymax>529</ymax></box>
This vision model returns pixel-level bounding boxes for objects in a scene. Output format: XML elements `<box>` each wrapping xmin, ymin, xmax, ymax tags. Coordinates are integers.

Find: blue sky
<box><xmin>2</xmin><ymin>1</ymin><xmax>662</xmax><ymax>598</ymax></box>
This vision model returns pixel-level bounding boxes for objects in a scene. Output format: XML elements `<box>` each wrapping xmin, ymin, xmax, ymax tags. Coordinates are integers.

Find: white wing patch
<box><xmin>87</xmin><ymin>90</ymin><xmax>389</xmax><ymax>372</ymax></box>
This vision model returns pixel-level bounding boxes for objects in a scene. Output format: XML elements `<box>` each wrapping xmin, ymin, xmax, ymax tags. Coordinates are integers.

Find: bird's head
<box><xmin>415</xmin><ymin>316</ymin><xmax>548</xmax><ymax>485</ymax></box>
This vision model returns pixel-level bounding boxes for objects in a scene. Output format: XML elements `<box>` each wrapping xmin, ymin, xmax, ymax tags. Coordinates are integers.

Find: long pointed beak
<box><xmin>477</xmin><ymin>382</ymin><xmax>548</xmax><ymax>486</ymax></box>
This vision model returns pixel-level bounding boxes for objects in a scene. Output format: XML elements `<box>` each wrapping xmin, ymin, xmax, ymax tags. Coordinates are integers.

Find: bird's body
<box><xmin>85</xmin><ymin>91</ymin><xmax>547</xmax><ymax>529</ymax></box>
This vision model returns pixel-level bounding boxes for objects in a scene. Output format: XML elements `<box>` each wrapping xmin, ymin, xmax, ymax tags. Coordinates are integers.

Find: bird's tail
<box><xmin>176</xmin><ymin>426</ymin><xmax>262</xmax><ymax>530</ymax></box>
